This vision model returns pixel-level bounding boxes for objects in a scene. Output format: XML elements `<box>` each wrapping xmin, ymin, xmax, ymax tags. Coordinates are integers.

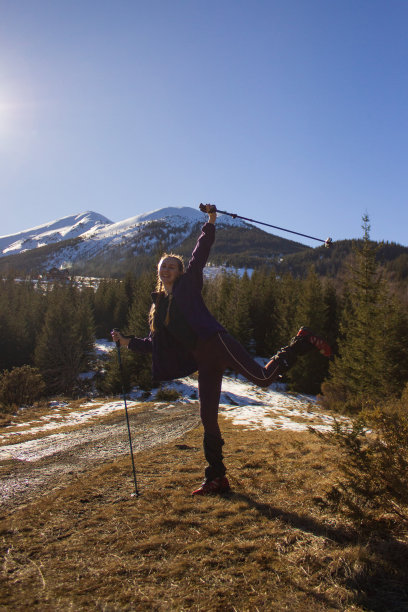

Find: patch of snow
<box><xmin>203</xmin><ymin>265</ymin><xmax>254</xmax><ymax>279</ymax></box>
<box><xmin>48</xmin><ymin>400</ymin><xmax>69</xmax><ymax>408</ymax></box>
<box><xmin>156</xmin><ymin>375</ymin><xmax>344</xmax><ymax>432</ymax></box>
<box><xmin>0</xmin><ymin>373</ymin><xmax>346</xmax><ymax>462</ymax></box>
<box><xmin>0</xmin><ymin>398</ymin><xmax>141</xmax><ymax>447</ymax></box>
<box><xmin>78</xmin><ymin>372</ymin><xmax>95</xmax><ymax>380</ymax></box>
<box><xmin>94</xmin><ymin>339</ymin><xmax>114</xmax><ymax>356</ymax></box>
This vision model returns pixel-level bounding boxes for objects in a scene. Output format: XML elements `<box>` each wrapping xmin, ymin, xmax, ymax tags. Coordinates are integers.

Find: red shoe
<box><xmin>295</xmin><ymin>327</ymin><xmax>332</xmax><ymax>357</ymax></box>
<box><xmin>192</xmin><ymin>476</ymin><xmax>230</xmax><ymax>496</ymax></box>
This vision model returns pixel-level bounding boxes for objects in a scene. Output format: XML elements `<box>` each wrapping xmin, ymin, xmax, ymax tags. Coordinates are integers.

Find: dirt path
<box><xmin>0</xmin><ymin>402</ymin><xmax>200</xmax><ymax>514</ymax></box>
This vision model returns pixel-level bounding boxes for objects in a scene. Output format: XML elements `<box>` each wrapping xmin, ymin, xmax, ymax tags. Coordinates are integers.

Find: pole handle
<box><xmin>199</xmin><ymin>203</ymin><xmax>217</xmax><ymax>214</ymax></box>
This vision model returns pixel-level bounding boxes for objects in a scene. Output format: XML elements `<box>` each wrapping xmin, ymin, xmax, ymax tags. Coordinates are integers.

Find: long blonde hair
<box><xmin>149</xmin><ymin>253</ymin><xmax>184</xmax><ymax>332</ymax></box>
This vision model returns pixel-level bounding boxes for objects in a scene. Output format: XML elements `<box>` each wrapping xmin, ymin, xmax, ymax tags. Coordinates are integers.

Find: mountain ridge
<box><xmin>1</xmin><ymin>207</ymin><xmax>407</xmax><ymax>292</ymax></box>
<box><xmin>0</xmin><ymin>207</ymin><xmax>247</xmax><ymax>258</ymax></box>
<box><xmin>0</xmin><ymin>206</ymin><xmax>309</xmax><ymax>276</ymax></box>
<box><xmin>0</xmin><ymin>211</ymin><xmax>112</xmax><ymax>256</ymax></box>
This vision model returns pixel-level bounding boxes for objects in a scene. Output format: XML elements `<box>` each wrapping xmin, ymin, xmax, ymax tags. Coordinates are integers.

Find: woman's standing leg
<box><xmin>194</xmin><ymin>363</ymin><xmax>231</xmax><ymax>494</ymax></box>
<box><xmin>191</xmin><ymin>341</ymin><xmax>230</xmax><ymax>495</ymax></box>
<box><xmin>191</xmin><ymin>328</ymin><xmax>331</xmax><ymax>495</ymax></box>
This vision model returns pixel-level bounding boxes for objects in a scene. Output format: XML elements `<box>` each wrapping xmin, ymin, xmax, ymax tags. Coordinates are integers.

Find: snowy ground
<box><xmin>0</xmin><ymin>361</ymin><xmax>347</xmax><ymax>511</ymax></box>
<box><xmin>93</xmin><ymin>338</ymin><xmax>343</xmax><ymax>433</ymax></box>
<box><xmin>172</xmin><ymin>375</ymin><xmax>345</xmax><ymax>432</ymax></box>
<box><xmin>0</xmin><ymin>339</ymin><xmax>345</xmax><ymax>464</ymax></box>
<box><xmin>0</xmin><ymin>374</ymin><xmax>343</xmax><ymax>462</ymax></box>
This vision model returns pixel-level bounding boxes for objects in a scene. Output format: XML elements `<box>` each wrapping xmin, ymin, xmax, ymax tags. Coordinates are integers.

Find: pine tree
<box><xmin>287</xmin><ymin>268</ymin><xmax>329</xmax><ymax>394</ymax></box>
<box><xmin>322</xmin><ymin>280</ymin><xmax>340</xmax><ymax>354</ymax></box>
<box><xmin>126</xmin><ymin>270</ymin><xmax>155</xmax><ymax>338</ymax></box>
<box><xmin>202</xmin><ymin>271</ymin><xmax>235</xmax><ymax>331</ymax></box>
<box><xmin>380</xmin><ymin>294</ymin><xmax>408</xmax><ymax>396</ymax></box>
<box><xmin>224</xmin><ymin>271</ymin><xmax>253</xmax><ymax>350</ymax></box>
<box><xmin>124</xmin><ymin>270</ymin><xmax>155</xmax><ymax>391</ymax></box>
<box><xmin>275</xmin><ymin>273</ymin><xmax>302</xmax><ymax>348</ymax></box>
<box><xmin>97</xmin><ymin>346</ymin><xmax>134</xmax><ymax>395</ymax></box>
<box><xmin>322</xmin><ymin>215</ymin><xmax>401</xmax><ymax>411</ymax></box>
<box><xmin>34</xmin><ymin>285</ymin><xmax>95</xmax><ymax>395</ymax></box>
<box><xmin>0</xmin><ymin>278</ymin><xmax>46</xmax><ymax>370</ymax></box>
<box><xmin>248</xmin><ymin>269</ymin><xmax>281</xmax><ymax>357</ymax></box>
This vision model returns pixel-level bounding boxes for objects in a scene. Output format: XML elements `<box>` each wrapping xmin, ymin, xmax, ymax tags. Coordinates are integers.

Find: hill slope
<box><xmin>1</xmin><ymin>385</ymin><xmax>407</xmax><ymax>611</ymax></box>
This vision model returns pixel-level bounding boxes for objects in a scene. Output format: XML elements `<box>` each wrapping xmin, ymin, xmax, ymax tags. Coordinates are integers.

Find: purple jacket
<box><xmin>128</xmin><ymin>222</ymin><xmax>225</xmax><ymax>381</ymax></box>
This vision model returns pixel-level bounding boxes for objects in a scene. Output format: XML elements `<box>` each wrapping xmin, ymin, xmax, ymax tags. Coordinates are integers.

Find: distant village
<box><xmin>39</xmin><ymin>267</ymin><xmax>71</xmax><ymax>281</ymax></box>
<box><xmin>34</xmin><ymin>268</ymin><xmax>101</xmax><ymax>290</ymax></box>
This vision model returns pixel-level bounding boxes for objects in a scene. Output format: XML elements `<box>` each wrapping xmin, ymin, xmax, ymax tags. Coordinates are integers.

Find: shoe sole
<box><xmin>192</xmin><ymin>488</ymin><xmax>230</xmax><ymax>496</ymax></box>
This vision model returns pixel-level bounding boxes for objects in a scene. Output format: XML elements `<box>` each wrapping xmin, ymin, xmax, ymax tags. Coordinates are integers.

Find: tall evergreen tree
<box><xmin>322</xmin><ymin>216</ymin><xmax>402</xmax><ymax>411</ymax></box>
<box><xmin>34</xmin><ymin>285</ymin><xmax>95</xmax><ymax>395</ymax></box>
<box><xmin>275</xmin><ymin>273</ymin><xmax>302</xmax><ymax>348</ymax></box>
<box><xmin>0</xmin><ymin>278</ymin><xmax>46</xmax><ymax>370</ymax></box>
<box><xmin>322</xmin><ymin>280</ymin><xmax>341</xmax><ymax>354</ymax></box>
<box><xmin>224</xmin><ymin>271</ymin><xmax>253</xmax><ymax>350</ymax></box>
<box><xmin>287</xmin><ymin>268</ymin><xmax>329</xmax><ymax>394</ymax></box>
<box><xmin>248</xmin><ymin>268</ymin><xmax>281</xmax><ymax>356</ymax></box>
<box><xmin>203</xmin><ymin>271</ymin><xmax>236</xmax><ymax>330</ymax></box>
<box><xmin>380</xmin><ymin>294</ymin><xmax>408</xmax><ymax>395</ymax></box>
<box><xmin>94</xmin><ymin>280</ymin><xmax>128</xmax><ymax>338</ymax></box>
<box><xmin>124</xmin><ymin>270</ymin><xmax>156</xmax><ymax>390</ymax></box>
<box><xmin>126</xmin><ymin>270</ymin><xmax>155</xmax><ymax>338</ymax></box>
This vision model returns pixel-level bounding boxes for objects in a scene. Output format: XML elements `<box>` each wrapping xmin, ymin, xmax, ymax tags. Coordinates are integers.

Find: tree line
<box><xmin>1</xmin><ymin>216</ymin><xmax>407</xmax><ymax>413</ymax></box>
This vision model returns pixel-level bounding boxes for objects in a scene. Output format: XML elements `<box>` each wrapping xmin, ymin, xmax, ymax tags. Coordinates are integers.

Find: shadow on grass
<box><xmin>227</xmin><ymin>491</ymin><xmax>408</xmax><ymax>612</ymax></box>
<box><xmin>228</xmin><ymin>491</ymin><xmax>354</xmax><ymax>543</ymax></box>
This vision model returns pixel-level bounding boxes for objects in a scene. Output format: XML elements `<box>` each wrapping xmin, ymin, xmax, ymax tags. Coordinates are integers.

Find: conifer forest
<box><xmin>1</xmin><ymin>217</ymin><xmax>408</xmax><ymax>414</ymax></box>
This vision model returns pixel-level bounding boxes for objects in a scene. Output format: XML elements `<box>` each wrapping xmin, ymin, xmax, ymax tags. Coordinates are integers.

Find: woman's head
<box><xmin>150</xmin><ymin>253</ymin><xmax>184</xmax><ymax>332</ymax></box>
<box><xmin>157</xmin><ymin>253</ymin><xmax>184</xmax><ymax>292</ymax></box>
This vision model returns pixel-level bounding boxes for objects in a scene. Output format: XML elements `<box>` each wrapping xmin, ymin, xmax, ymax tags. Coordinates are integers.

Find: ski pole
<box><xmin>199</xmin><ymin>203</ymin><xmax>333</xmax><ymax>248</ymax></box>
<box><xmin>112</xmin><ymin>329</ymin><xmax>140</xmax><ymax>497</ymax></box>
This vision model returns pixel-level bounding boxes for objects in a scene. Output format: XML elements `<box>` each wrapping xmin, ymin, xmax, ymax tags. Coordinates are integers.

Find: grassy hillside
<box><xmin>1</xmin><ymin>416</ymin><xmax>407</xmax><ymax>611</ymax></box>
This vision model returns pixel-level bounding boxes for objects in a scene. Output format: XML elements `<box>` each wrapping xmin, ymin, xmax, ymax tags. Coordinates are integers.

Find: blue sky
<box><xmin>1</xmin><ymin>1</ymin><xmax>407</xmax><ymax>247</ymax></box>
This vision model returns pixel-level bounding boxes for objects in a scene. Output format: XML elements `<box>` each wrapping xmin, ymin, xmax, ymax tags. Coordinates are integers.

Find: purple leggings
<box><xmin>192</xmin><ymin>332</ymin><xmax>281</xmax><ymax>438</ymax></box>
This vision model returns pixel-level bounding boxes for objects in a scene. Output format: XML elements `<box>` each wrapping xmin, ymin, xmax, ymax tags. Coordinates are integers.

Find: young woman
<box><xmin>111</xmin><ymin>204</ymin><xmax>331</xmax><ymax>496</ymax></box>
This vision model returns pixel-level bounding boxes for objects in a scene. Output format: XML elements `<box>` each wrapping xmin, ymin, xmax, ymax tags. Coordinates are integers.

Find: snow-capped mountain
<box><xmin>0</xmin><ymin>207</ymin><xmax>247</xmax><ymax>259</ymax></box>
<box><xmin>0</xmin><ymin>212</ymin><xmax>112</xmax><ymax>256</ymax></box>
<box><xmin>0</xmin><ymin>206</ymin><xmax>308</xmax><ymax>275</ymax></box>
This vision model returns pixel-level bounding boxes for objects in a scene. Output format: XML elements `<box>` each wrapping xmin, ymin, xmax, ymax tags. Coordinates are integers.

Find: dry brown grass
<box><xmin>1</xmin><ymin>418</ymin><xmax>408</xmax><ymax>611</ymax></box>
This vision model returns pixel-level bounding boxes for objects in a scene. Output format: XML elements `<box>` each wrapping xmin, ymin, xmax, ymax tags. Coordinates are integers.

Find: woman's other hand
<box><xmin>111</xmin><ymin>330</ymin><xmax>130</xmax><ymax>347</ymax></box>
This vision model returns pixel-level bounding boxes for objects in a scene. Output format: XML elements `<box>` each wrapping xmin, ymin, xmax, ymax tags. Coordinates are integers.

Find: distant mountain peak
<box><xmin>0</xmin><ymin>205</ymin><xmax>308</xmax><ymax>276</ymax></box>
<box><xmin>0</xmin><ymin>211</ymin><xmax>113</xmax><ymax>256</ymax></box>
<box><xmin>131</xmin><ymin>206</ymin><xmax>203</xmax><ymax>224</ymax></box>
